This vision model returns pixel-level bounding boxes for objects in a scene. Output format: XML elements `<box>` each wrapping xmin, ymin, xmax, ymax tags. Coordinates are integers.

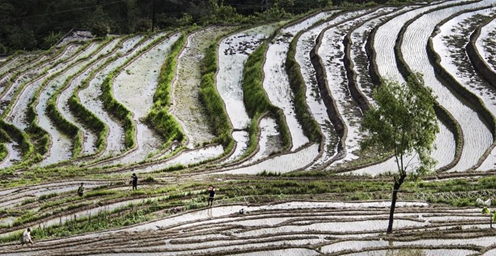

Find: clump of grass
<box><xmin>21</xmin><ymin>198</ymin><xmax>36</xmax><ymax>205</ymax></box>
<box><xmin>143</xmin><ymin>176</ymin><xmax>155</xmax><ymax>182</ymax></box>
<box><xmin>39</xmin><ymin>192</ymin><xmax>58</xmax><ymax>201</ymax></box>
<box><xmin>257</xmin><ymin>170</ymin><xmax>281</xmax><ymax>176</ymax></box>
<box><xmin>84</xmin><ymin>190</ymin><xmax>116</xmax><ymax>198</ymax></box>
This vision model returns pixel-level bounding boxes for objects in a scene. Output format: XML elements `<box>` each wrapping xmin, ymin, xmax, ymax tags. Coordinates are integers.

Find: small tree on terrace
<box><xmin>360</xmin><ymin>73</ymin><xmax>439</xmax><ymax>234</ymax></box>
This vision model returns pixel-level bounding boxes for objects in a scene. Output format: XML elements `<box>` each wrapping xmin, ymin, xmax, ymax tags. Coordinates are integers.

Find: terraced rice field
<box><xmin>1</xmin><ymin>1</ymin><xmax>496</xmax><ymax>255</ymax></box>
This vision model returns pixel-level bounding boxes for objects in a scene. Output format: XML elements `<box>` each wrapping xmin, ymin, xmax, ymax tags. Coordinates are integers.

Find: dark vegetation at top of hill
<box><xmin>0</xmin><ymin>0</ymin><xmax>414</xmax><ymax>53</ymax></box>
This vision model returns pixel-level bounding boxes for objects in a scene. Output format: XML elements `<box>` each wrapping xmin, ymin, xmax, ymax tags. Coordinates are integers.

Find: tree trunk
<box><xmin>386</xmin><ymin>173</ymin><xmax>406</xmax><ymax>234</ymax></box>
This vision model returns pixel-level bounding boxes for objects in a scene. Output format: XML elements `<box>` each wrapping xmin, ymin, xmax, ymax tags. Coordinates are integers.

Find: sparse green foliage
<box><xmin>200</xmin><ymin>1</ymin><xmax>245</xmax><ymax>24</ymax></box>
<box><xmin>42</xmin><ymin>31</ymin><xmax>63</xmax><ymax>49</ymax></box>
<box><xmin>482</xmin><ymin>207</ymin><xmax>496</xmax><ymax>228</ymax></box>
<box><xmin>262</xmin><ymin>3</ymin><xmax>292</xmax><ymax>21</ymax></box>
<box><xmin>179</xmin><ymin>13</ymin><xmax>194</xmax><ymax>26</ymax></box>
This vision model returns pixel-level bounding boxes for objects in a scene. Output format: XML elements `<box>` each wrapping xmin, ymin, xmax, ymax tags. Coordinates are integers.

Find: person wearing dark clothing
<box><xmin>207</xmin><ymin>186</ymin><xmax>215</xmax><ymax>207</ymax></box>
<box><xmin>78</xmin><ymin>183</ymin><xmax>84</xmax><ymax>196</ymax></box>
<box><xmin>131</xmin><ymin>173</ymin><xmax>138</xmax><ymax>190</ymax></box>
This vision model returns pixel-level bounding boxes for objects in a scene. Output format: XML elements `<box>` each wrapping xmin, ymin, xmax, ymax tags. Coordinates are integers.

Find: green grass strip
<box><xmin>145</xmin><ymin>33</ymin><xmax>186</xmax><ymax>143</ymax></box>
<box><xmin>100</xmin><ymin>73</ymin><xmax>135</xmax><ymax>149</ymax></box>
<box><xmin>242</xmin><ymin>42</ymin><xmax>291</xmax><ymax>154</ymax></box>
<box><xmin>199</xmin><ymin>43</ymin><xmax>234</xmax><ymax>150</ymax></box>
<box><xmin>101</xmin><ymin>33</ymin><xmax>177</xmax><ymax>149</ymax></box>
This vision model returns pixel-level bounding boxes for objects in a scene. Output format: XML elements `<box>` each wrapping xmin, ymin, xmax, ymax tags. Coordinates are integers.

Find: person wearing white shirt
<box><xmin>22</xmin><ymin>228</ymin><xmax>33</xmax><ymax>245</ymax></box>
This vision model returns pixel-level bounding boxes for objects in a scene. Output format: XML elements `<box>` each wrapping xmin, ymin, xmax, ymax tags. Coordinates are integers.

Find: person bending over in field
<box><xmin>21</xmin><ymin>228</ymin><xmax>33</xmax><ymax>245</ymax></box>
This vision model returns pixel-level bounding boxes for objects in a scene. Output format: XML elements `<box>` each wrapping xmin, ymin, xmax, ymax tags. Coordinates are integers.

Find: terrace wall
<box><xmin>466</xmin><ymin>19</ymin><xmax>496</xmax><ymax>90</ymax></box>
<box><xmin>310</xmin><ymin>40</ymin><xmax>345</xmax><ymax>154</ymax></box>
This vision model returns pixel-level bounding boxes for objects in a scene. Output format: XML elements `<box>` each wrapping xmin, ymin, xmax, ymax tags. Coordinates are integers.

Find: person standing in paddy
<box><xmin>207</xmin><ymin>186</ymin><xmax>215</xmax><ymax>207</ymax></box>
<box><xmin>131</xmin><ymin>173</ymin><xmax>138</xmax><ymax>190</ymax></box>
<box><xmin>78</xmin><ymin>182</ymin><xmax>84</xmax><ymax>197</ymax></box>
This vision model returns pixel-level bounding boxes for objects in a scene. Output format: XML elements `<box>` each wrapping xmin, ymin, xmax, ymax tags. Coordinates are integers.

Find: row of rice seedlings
<box><xmin>0</xmin><ymin>185</ymin><xmax>206</xmax><ymax>242</ymax></box>
<box><xmin>2</xmin><ymin>184</ymin><xmax>133</xmax><ymax>232</ymax></box>
<box><xmin>0</xmin><ymin>202</ymin><xmax>148</xmax><ymax>243</ymax></box>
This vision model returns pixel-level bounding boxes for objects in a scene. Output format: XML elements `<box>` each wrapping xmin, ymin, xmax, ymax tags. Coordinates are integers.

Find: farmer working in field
<box><xmin>207</xmin><ymin>186</ymin><xmax>215</xmax><ymax>207</ymax></box>
<box><xmin>131</xmin><ymin>173</ymin><xmax>138</xmax><ymax>190</ymax></box>
<box><xmin>21</xmin><ymin>228</ymin><xmax>34</xmax><ymax>245</ymax></box>
<box><xmin>78</xmin><ymin>183</ymin><xmax>84</xmax><ymax>196</ymax></box>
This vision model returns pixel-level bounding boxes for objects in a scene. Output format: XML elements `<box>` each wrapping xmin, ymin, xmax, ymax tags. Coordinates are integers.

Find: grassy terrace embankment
<box><xmin>199</xmin><ymin>41</ymin><xmax>234</xmax><ymax>154</ymax></box>
<box><xmin>145</xmin><ymin>32</ymin><xmax>186</xmax><ymax>149</ymax></box>
<box><xmin>243</xmin><ymin>41</ymin><xmax>291</xmax><ymax>157</ymax></box>
<box><xmin>101</xmin><ymin>33</ymin><xmax>179</xmax><ymax>151</ymax></box>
